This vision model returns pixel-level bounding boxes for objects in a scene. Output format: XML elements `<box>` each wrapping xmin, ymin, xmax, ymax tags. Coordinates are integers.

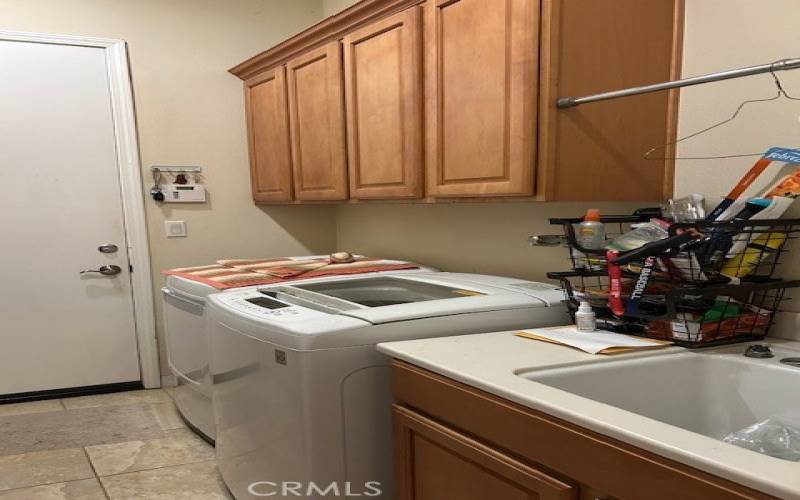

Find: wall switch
<box><xmin>165</xmin><ymin>220</ymin><xmax>187</xmax><ymax>238</ymax></box>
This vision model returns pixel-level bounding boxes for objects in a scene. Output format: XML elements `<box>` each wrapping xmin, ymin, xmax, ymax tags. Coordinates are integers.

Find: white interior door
<box><xmin>0</xmin><ymin>38</ymin><xmax>141</xmax><ymax>395</ymax></box>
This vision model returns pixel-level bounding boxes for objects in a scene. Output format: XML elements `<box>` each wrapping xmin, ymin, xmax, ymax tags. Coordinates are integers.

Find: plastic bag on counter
<box><xmin>722</xmin><ymin>412</ymin><xmax>800</xmax><ymax>461</ymax></box>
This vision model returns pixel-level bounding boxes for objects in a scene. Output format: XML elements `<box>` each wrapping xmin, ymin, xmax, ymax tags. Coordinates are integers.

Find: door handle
<box><xmin>80</xmin><ymin>265</ymin><xmax>122</xmax><ymax>276</ymax></box>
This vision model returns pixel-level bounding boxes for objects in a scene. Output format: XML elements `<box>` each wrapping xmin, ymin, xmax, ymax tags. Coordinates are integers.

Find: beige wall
<box><xmin>675</xmin><ymin>0</ymin><xmax>800</xmax><ymax>310</ymax></box>
<box><xmin>675</xmin><ymin>0</ymin><xmax>800</xmax><ymax>201</ymax></box>
<box><xmin>322</xmin><ymin>0</ymin><xmax>357</xmax><ymax>17</ymax></box>
<box><xmin>336</xmin><ymin>202</ymin><xmax>647</xmax><ymax>282</ymax></box>
<box><xmin>0</xmin><ymin>0</ymin><xmax>337</xmax><ymax>372</ymax></box>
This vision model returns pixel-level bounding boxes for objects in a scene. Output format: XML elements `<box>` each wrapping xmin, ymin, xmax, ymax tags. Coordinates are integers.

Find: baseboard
<box><xmin>0</xmin><ymin>381</ymin><xmax>143</xmax><ymax>405</ymax></box>
<box><xmin>161</xmin><ymin>374</ymin><xmax>178</xmax><ymax>388</ymax></box>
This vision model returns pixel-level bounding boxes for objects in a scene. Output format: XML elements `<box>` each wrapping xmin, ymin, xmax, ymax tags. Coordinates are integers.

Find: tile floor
<box><xmin>0</xmin><ymin>389</ymin><xmax>232</xmax><ymax>499</ymax></box>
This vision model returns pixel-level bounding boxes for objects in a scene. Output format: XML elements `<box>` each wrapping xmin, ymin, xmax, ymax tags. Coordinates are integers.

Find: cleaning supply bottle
<box><xmin>574</xmin><ymin>209</ymin><xmax>606</xmax><ymax>270</ymax></box>
<box><xmin>575</xmin><ymin>300</ymin><xmax>596</xmax><ymax>332</ymax></box>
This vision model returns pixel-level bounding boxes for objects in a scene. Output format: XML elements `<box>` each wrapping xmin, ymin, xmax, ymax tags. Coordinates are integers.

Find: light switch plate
<box><xmin>165</xmin><ymin>220</ymin><xmax>187</xmax><ymax>238</ymax></box>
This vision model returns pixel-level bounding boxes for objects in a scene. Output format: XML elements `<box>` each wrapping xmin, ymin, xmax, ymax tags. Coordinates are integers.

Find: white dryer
<box><xmin>208</xmin><ymin>272</ymin><xmax>568</xmax><ymax>499</ymax></box>
<box><xmin>161</xmin><ymin>257</ymin><xmax>435</xmax><ymax>442</ymax></box>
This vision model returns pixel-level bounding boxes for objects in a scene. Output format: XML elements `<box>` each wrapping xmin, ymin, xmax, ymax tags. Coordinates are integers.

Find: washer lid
<box><xmin>165</xmin><ymin>274</ymin><xmax>219</xmax><ymax>302</ymax></box>
<box><xmin>340</xmin><ymin>293</ymin><xmax>544</xmax><ymax>324</ymax></box>
<box><xmin>288</xmin><ymin>275</ymin><xmax>548</xmax><ymax>325</ymax></box>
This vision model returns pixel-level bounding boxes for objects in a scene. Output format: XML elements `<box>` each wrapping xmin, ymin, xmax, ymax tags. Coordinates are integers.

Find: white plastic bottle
<box><xmin>575</xmin><ymin>300</ymin><xmax>596</xmax><ymax>332</ymax></box>
<box><xmin>574</xmin><ymin>209</ymin><xmax>606</xmax><ymax>270</ymax></box>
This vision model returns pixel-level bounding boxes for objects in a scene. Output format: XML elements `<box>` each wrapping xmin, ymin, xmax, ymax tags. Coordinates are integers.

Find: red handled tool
<box><xmin>606</xmin><ymin>250</ymin><xmax>625</xmax><ymax>317</ymax></box>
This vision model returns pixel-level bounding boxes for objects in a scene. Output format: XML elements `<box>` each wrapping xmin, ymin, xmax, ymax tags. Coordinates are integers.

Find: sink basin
<box><xmin>517</xmin><ymin>344</ymin><xmax>800</xmax><ymax>441</ymax></box>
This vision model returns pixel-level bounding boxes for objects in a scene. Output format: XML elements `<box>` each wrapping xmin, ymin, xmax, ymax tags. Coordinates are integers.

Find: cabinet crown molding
<box><xmin>229</xmin><ymin>0</ymin><xmax>423</xmax><ymax>80</ymax></box>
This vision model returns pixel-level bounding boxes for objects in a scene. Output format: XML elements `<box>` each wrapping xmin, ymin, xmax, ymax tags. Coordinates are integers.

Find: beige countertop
<box><xmin>377</xmin><ymin>331</ymin><xmax>800</xmax><ymax>499</ymax></box>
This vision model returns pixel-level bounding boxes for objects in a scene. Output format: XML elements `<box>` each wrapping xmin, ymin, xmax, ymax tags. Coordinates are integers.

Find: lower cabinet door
<box><xmin>393</xmin><ymin>405</ymin><xmax>576</xmax><ymax>500</ymax></box>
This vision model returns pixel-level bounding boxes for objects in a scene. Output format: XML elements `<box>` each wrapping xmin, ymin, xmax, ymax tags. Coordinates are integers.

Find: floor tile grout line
<box><xmin>62</xmin><ymin>400</ymin><xmax>172</xmax><ymax>412</ymax></box>
<box><xmin>97</xmin><ymin>457</ymin><xmax>218</xmax><ymax>478</ymax></box>
<box><xmin>82</xmin><ymin>446</ymin><xmax>111</xmax><ymax>500</ymax></box>
<box><xmin>0</xmin><ymin>404</ymin><xmax>169</xmax><ymax>458</ymax></box>
<box><xmin>0</xmin><ymin>474</ymin><xmax>97</xmax><ymax>495</ymax></box>
<box><xmin>95</xmin><ymin>458</ymin><xmax>219</xmax><ymax>483</ymax></box>
<box><xmin>84</xmin><ymin>428</ymin><xmax>215</xmax><ymax>479</ymax></box>
<box><xmin>0</xmin><ymin>461</ymin><xmax>224</xmax><ymax>496</ymax></box>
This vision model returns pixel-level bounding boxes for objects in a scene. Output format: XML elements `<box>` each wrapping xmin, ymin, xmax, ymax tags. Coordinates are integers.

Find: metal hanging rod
<box><xmin>556</xmin><ymin>58</ymin><xmax>800</xmax><ymax>109</ymax></box>
<box><xmin>150</xmin><ymin>165</ymin><xmax>202</xmax><ymax>174</ymax></box>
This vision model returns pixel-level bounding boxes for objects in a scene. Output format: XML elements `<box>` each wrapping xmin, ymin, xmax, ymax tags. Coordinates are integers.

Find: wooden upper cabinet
<box><xmin>245</xmin><ymin>67</ymin><xmax>293</xmax><ymax>202</ymax></box>
<box><xmin>343</xmin><ymin>7</ymin><xmax>423</xmax><ymax>199</ymax></box>
<box><xmin>537</xmin><ymin>0</ymin><xmax>681</xmax><ymax>201</ymax></box>
<box><xmin>424</xmin><ymin>0</ymin><xmax>538</xmax><ymax>198</ymax></box>
<box><xmin>231</xmin><ymin>0</ymin><xmax>681</xmax><ymax>203</ymax></box>
<box><xmin>286</xmin><ymin>42</ymin><xmax>349</xmax><ymax>201</ymax></box>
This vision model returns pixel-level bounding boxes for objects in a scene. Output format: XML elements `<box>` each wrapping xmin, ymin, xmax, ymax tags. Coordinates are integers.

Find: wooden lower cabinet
<box><xmin>391</xmin><ymin>360</ymin><xmax>775</xmax><ymax>500</ymax></box>
<box><xmin>394</xmin><ymin>405</ymin><xmax>576</xmax><ymax>500</ymax></box>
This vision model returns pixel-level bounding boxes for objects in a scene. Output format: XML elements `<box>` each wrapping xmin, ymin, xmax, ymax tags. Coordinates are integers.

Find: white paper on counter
<box><xmin>516</xmin><ymin>326</ymin><xmax>672</xmax><ymax>355</ymax></box>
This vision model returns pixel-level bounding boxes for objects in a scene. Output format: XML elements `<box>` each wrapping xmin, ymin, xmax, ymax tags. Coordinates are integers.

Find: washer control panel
<box><xmin>215</xmin><ymin>290</ymin><xmax>324</xmax><ymax>322</ymax></box>
<box><xmin>245</xmin><ymin>296</ymin><xmax>290</xmax><ymax>310</ymax></box>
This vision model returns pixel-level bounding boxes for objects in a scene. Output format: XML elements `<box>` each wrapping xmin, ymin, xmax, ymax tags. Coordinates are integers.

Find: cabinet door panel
<box><xmin>394</xmin><ymin>405</ymin><xmax>576</xmax><ymax>500</ymax></box>
<box><xmin>344</xmin><ymin>7</ymin><xmax>423</xmax><ymax>199</ymax></box>
<box><xmin>425</xmin><ymin>0</ymin><xmax>538</xmax><ymax>197</ymax></box>
<box><xmin>537</xmin><ymin>0</ymin><xmax>680</xmax><ymax>201</ymax></box>
<box><xmin>287</xmin><ymin>42</ymin><xmax>348</xmax><ymax>201</ymax></box>
<box><xmin>245</xmin><ymin>67</ymin><xmax>293</xmax><ymax>202</ymax></box>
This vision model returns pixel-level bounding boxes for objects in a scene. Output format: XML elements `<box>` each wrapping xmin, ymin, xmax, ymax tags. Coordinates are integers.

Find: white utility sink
<box><xmin>517</xmin><ymin>344</ymin><xmax>800</xmax><ymax>442</ymax></box>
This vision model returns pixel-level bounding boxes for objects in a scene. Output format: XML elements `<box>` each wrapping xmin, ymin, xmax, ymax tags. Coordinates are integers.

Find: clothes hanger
<box><xmin>644</xmin><ymin>70</ymin><xmax>800</xmax><ymax>161</ymax></box>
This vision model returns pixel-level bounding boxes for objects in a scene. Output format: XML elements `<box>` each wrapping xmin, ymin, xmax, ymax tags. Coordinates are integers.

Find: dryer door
<box><xmin>162</xmin><ymin>287</ymin><xmax>208</xmax><ymax>387</ymax></box>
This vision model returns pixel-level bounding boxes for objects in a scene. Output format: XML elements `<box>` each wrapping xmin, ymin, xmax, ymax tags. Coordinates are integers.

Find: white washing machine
<box><xmin>208</xmin><ymin>272</ymin><xmax>568</xmax><ymax>499</ymax></box>
<box><xmin>161</xmin><ymin>257</ymin><xmax>435</xmax><ymax>442</ymax></box>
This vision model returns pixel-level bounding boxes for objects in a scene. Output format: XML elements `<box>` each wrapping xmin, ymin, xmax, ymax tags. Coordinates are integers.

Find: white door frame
<box><xmin>0</xmin><ymin>30</ymin><xmax>160</xmax><ymax>388</ymax></box>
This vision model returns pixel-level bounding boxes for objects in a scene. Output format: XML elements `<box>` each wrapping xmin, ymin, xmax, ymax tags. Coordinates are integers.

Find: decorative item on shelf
<box><xmin>150</xmin><ymin>166</ymin><xmax>206</xmax><ymax>203</ymax></box>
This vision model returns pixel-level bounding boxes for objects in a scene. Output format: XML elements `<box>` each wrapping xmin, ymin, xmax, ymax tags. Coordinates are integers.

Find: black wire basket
<box><xmin>545</xmin><ymin>212</ymin><xmax>800</xmax><ymax>347</ymax></box>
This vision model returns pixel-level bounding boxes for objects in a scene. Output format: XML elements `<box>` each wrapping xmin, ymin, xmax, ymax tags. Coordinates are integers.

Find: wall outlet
<box><xmin>164</xmin><ymin>220</ymin><xmax>187</xmax><ymax>238</ymax></box>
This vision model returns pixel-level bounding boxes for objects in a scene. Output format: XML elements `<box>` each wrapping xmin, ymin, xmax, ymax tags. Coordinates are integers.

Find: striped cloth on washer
<box><xmin>162</xmin><ymin>256</ymin><xmax>420</xmax><ymax>289</ymax></box>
